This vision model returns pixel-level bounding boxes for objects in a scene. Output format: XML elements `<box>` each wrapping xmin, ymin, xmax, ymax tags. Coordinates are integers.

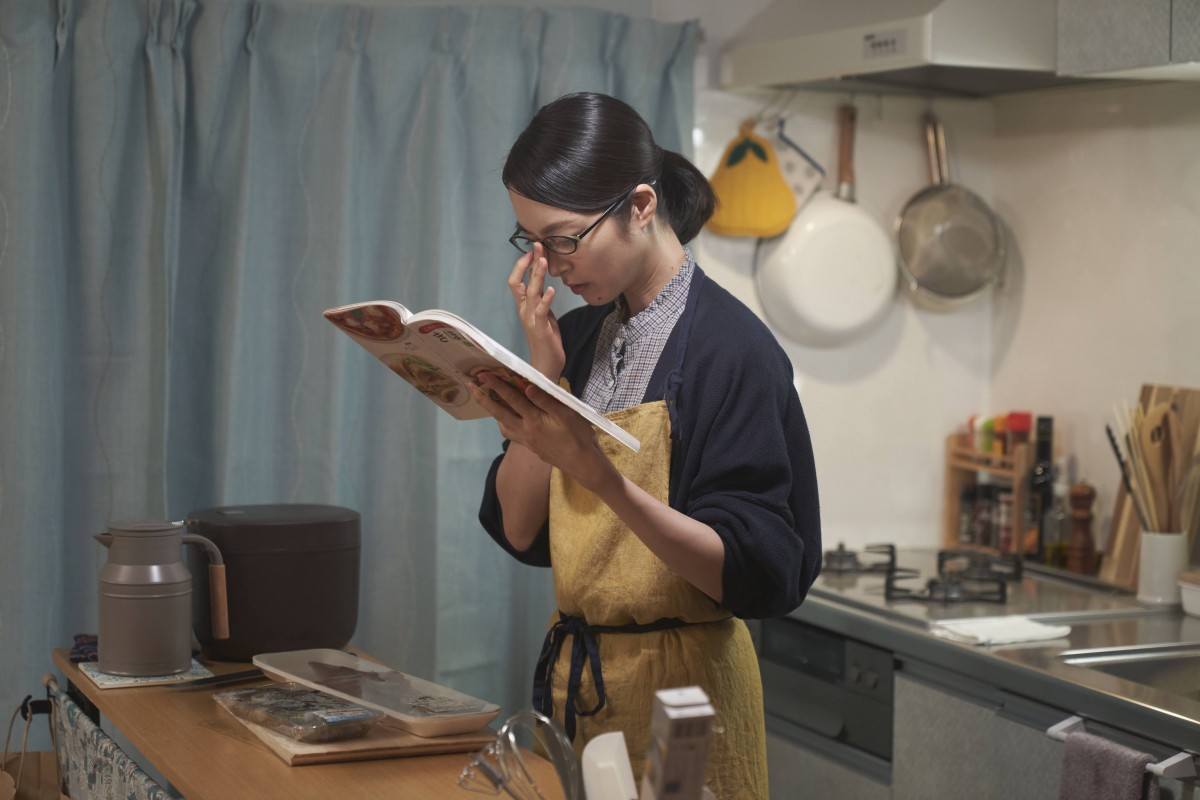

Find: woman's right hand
<box><xmin>507</xmin><ymin>242</ymin><xmax>565</xmax><ymax>380</ymax></box>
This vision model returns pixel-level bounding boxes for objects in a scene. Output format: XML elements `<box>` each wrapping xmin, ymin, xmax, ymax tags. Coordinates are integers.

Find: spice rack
<box><xmin>942</xmin><ymin>434</ymin><xmax>1035</xmax><ymax>554</ymax></box>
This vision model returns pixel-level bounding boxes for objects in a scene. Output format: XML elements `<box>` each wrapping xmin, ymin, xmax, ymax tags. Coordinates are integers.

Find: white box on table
<box><xmin>639</xmin><ymin>686</ymin><xmax>714</xmax><ymax>800</ymax></box>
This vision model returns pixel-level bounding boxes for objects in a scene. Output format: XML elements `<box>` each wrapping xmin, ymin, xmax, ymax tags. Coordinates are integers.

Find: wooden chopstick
<box><xmin>1106</xmin><ymin>424</ymin><xmax>1150</xmax><ymax>532</ymax></box>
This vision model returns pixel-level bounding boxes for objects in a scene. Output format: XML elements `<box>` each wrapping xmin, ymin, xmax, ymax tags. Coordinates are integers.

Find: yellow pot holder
<box><xmin>707</xmin><ymin>118</ymin><xmax>796</xmax><ymax>238</ymax></box>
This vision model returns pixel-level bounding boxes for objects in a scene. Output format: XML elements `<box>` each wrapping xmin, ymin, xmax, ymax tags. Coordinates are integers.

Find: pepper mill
<box><xmin>1066</xmin><ymin>482</ymin><xmax>1096</xmax><ymax>575</ymax></box>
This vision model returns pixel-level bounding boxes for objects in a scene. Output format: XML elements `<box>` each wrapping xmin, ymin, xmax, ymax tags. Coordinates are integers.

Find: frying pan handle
<box><xmin>924</xmin><ymin>112</ymin><xmax>951</xmax><ymax>186</ymax></box>
<box><xmin>837</xmin><ymin>104</ymin><xmax>856</xmax><ymax>202</ymax></box>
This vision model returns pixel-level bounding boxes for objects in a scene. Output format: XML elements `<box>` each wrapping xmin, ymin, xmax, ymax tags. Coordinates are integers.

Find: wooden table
<box><xmin>52</xmin><ymin>649</ymin><xmax>564</xmax><ymax>799</ymax></box>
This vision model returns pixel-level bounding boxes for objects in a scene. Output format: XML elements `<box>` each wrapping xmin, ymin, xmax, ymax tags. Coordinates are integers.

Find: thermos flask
<box><xmin>94</xmin><ymin>519</ymin><xmax>229</xmax><ymax>676</ymax></box>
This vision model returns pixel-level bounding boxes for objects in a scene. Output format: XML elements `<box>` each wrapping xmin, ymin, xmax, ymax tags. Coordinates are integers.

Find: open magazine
<box><xmin>323</xmin><ymin>300</ymin><xmax>640</xmax><ymax>452</ymax></box>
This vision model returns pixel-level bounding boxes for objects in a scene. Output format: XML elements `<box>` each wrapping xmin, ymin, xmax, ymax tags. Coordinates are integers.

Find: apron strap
<box><xmin>532</xmin><ymin>611</ymin><xmax>730</xmax><ymax>742</ymax></box>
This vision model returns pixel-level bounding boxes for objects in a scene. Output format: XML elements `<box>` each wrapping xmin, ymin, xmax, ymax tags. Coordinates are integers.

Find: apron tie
<box><xmin>532</xmin><ymin>611</ymin><xmax>729</xmax><ymax>741</ymax></box>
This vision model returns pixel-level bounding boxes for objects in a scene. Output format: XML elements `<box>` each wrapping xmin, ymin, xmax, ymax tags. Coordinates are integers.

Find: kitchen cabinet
<box><xmin>766</xmin><ymin>719</ymin><xmax>889</xmax><ymax>800</ymax></box>
<box><xmin>892</xmin><ymin>659</ymin><xmax>1200</xmax><ymax>800</ymax></box>
<box><xmin>892</xmin><ymin>661</ymin><xmax>1063</xmax><ymax>800</ymax></box>
<box><xmin>1058</xmin><ymin>0</ymin><xmax>1200</xmax><ymax>75</ymax></box>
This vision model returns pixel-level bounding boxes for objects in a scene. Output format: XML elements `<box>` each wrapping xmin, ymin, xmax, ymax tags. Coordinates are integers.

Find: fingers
<box><xmin>473</xmin><ymin>371</ymin><xmax>534</xmax><ymax>416</ymax></box>
<box><xmin>507</xmin><ymin>249</ymin><xmax>534</xmax><ymax>300</ymax></box>
<box><xmin>508</xmin><ymin>244</ymin><xmax>556</xmax><ymax>318</ymax></box>
<box><xmin>526</xmin><ymin>248</ymin><xmax>549</xmax><ymax>304</ymax></box>
<box><xmin>520</xmin><ymin>383</ymin><xmax>565</xmax><ymax>418</ymax></box>
<box><xmin>536</xmin><ymin>283</ymin><xmax>555</xmax><ymax>319</ymax></box>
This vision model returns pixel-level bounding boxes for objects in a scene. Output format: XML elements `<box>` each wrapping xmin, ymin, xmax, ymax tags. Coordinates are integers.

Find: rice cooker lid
<box><xmin>186</xmin><ymin>504</ymin><xmax>360</xmax><ymax>553</ymax></box>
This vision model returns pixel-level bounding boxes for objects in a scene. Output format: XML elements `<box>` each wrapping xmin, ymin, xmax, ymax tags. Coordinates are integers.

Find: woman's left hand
<box><xmin>470</xmin><ymin>371</ymin><xmax>612</xmax><ymax>488</ymax></box>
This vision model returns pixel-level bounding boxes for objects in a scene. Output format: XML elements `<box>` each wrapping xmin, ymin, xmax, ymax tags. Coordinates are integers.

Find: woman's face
<box><xmin>508</xmin><ymin>189</ymin><xmax>650</xmax><ymax>308</ymax></box>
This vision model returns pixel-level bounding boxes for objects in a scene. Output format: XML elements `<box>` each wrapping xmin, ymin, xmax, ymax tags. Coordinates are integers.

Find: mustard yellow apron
<box><xmin>533</xmin><ymin>398</ymin><xmax>769</xmax><ymax>800</ymax></box>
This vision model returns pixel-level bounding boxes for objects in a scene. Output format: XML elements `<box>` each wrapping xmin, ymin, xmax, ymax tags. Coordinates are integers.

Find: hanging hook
<box><xmin>753</xmin><ymin>89</ymin><xmax>795</xmax><ymax>128</ymax></box>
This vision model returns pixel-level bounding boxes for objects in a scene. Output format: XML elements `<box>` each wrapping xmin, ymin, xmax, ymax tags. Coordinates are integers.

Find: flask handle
<box><xmin>183</xmin><ymin>533</ymin><xmax>230</xmax><ymax>640</ymax></box>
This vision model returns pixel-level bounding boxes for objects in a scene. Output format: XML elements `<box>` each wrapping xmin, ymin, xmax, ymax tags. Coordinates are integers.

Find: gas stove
<box><xmin>883</xmin><ymin>549</ymin><xmax>1024</xmax><ymax>604</ymax></box>
<box><xmin>811</xmin><ymin>546</ymin><xmax>1143</xmax><ymax>626</ymax></box>
<box><xmin>822</xmin><ymin>543</ymin><xmax>914</xmax><ymax>576</ymax></box>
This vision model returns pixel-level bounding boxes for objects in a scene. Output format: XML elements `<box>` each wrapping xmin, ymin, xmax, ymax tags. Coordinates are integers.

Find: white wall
<box><xmin>691</xmin><ymin>89</ymin><xmax>996</xmax><ymax>550</ymax></box>
<box><xmin>988</xmin><ymin>81</ymin><xmax>1200</xmax><ymax>544</ymax></box>
<box><xmin>691</xmin><ymin>79</ymin><xmax>1200</xmax><ymax>555</ymax></box>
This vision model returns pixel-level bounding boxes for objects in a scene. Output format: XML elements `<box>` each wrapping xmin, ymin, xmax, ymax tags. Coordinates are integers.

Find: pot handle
<box><xmin>183</xmin><ymin>533</ymin><xmax>230</xmax><ymax>641</ymax></box>
<box><xmin>924</xmin><ymin>112</ymin><xmax>950</xmax><ymax>186</ymax></box>
<box><xmin>836</xmin><ymin>104</ymin><xmax>857</xmax><ymax>202</ymax></box>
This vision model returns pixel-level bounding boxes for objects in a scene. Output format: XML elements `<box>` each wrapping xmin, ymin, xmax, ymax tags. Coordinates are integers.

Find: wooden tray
<box><xmin>221</xmin><ymin>712</ymin><xmax>497</xmax><ymax>766</ymax></box>
<box><xmin>1100</xmin><ymin>384</ymin><xmax>1200</xmax><ymax>589</ymax></box>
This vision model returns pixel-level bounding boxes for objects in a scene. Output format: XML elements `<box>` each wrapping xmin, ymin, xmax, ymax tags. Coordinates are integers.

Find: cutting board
<box><xmin>222</xmin><ymin>711</ymin><xmax>497</xmax><ymax>766</ymax></box>
<box><xmin>1100</xmin><ymin>384</ymin><xmax>1200</xmax><ymax>589</ymax></box>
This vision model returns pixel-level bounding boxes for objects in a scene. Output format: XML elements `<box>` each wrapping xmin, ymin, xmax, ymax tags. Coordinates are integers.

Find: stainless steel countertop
<box><xmin>789</xmin><ymin>548</ymin><xmax>1200</xmax><ymax>752</ymax></box>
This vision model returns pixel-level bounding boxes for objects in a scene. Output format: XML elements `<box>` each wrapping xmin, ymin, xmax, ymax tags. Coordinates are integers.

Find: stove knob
<box><xmin>849</xmin><ymin>664</ymin><xmax>862</xmax><ymax>683</ymax></box>
<box><xmin>865</xmin><ymin>669</ymin><xmax>879</xmax><ymax>689</ymax></box>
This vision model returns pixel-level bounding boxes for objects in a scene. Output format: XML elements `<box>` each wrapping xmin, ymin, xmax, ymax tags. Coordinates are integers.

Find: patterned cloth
<box><xmin>68</xmin><ymin>633</ymin><xmax>98</xmax><ymax>663</ymax></box>
<box><xmin>581</xmin><ymin>250</ymin><xmax>694</xmax><ymax>414</ymax></box>
<box><xmin>51</xmin><ymin>686</ymin><xmax>177</xmax><ymax>800</ymax></box>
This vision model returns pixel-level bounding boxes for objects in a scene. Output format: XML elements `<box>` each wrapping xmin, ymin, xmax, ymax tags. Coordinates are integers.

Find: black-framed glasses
<box><xmin>508</xmin><ymin>181</ymin><xmax>655</xmax><ymax>256</ymax></box>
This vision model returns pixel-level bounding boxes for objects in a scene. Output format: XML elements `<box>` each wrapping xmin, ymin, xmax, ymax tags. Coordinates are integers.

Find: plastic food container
<box><xmin>213</xmin><ymin>682</ymin><xmax>382</xmax><ymax>742</ymax></box>
<box><xmin>1179</xmin><ymin>571</ymin><xmax>1200</xmax><ymax>617</ymax></box>
<box><xmin>253</xmin><ymin>649</ymin><xmax>500</xmax><ymax>737</ymax></box>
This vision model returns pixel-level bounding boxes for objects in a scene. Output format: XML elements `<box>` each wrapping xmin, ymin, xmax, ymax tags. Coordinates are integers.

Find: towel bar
<box><xmin>1045</xmin><ymin>715</ymin><xmax>1197</xmax><ymax>780</ymax></box>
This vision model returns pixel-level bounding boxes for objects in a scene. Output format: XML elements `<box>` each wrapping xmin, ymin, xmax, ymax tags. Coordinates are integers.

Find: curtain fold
<box><xmin>0</xmin><ymin>0</ymin><xmax>698</xmax><ymax>735</ymax></box>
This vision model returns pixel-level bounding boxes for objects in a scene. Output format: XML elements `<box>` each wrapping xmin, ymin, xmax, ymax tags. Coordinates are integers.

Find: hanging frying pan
<box><xmin>755</xmin><ymin>105</ymin><xmax>895</xmax><ymax>347</ymax></box>
<box><xmin>895</xmin><ymin>114</ymin><xmax>1007</xmax><ymax>308</ymax></box>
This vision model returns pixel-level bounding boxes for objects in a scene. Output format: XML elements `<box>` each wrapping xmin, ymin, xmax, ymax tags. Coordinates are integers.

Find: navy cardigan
<box><xmin>478</xmin><ymin>266</ymin><xmax>822</xmax><ymax>619</ymax></box>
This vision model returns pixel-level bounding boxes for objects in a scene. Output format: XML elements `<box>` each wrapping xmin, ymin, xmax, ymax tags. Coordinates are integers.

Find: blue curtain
<box><xmin>0</xmin><ymin>0</ymin><xmax>697</xmax><ymax>739</ymax></box>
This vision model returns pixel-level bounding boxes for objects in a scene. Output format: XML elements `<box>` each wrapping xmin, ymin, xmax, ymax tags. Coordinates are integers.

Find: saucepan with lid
<box><xmin>895</xmin><ymin>113</ymin><xmax>1007</xmax><ymax>309</ymax></box>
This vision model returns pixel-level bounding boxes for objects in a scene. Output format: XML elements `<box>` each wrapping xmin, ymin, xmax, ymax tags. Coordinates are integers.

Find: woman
<box><xmin>473</xmin><ymin>92</ymin><xmax>820</xmax><ymax>799</ymax></box>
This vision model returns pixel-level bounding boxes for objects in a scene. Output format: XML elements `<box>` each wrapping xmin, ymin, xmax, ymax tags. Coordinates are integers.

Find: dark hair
<box><xmin>503</xmin><ymin>92</ymin><xmax>716</xmax><ymax>244</ymax></box>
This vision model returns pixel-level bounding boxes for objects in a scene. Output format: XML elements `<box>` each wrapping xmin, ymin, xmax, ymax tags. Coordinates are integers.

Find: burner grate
<box><xmin>937</xmin><ymin>549</ymin><xmax>1023</xmax><ymax>582</ymax></box>
<box><xmin>822</xmin><ymin>543</ymin><xmax>918</xmax><ymax>577</ymax></box>
<box><xmin>884</xmin><ymin>570</ymin><xmax>1008</xmax><ymax>604</ymax></box>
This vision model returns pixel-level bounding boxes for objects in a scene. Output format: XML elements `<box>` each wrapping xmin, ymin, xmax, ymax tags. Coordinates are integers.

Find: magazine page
<box><xmin>324</xmin><ymin>302</ymin><xmax>488</xmax><ymax>420</ymax></box>
<box><xmin>323</xmin><ymin>302</ymin><xmax>640</xmax><ymax>452</ymax></box>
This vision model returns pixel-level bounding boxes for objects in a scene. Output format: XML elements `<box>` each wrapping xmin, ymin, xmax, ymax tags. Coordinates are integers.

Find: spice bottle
<box><xmin>1042</xmin><ymin>471</ymin><xmax>1070</xmax><ymax>569</ymax></box>
<box><xmin>973</xmin><ymin>476</ymin><xmax>995</xmax><ymax>548</ymax></box>
<box><xmin>958</xmin><ymin>486</ymin><xmax>977</xmax><ymax>544</ymax></box>
<box><xmin>992</xmin><ymin>415</ymin><xmax>1007</xmax><ymax>456</ymax></box>
<box><xmin>980</xmin><ymin>418</ymin><xmax>996</xmax><ymax>455</ymax></box>
<box><xmin>1007</xmin><ymin>411</ymin><xmax>1032</xmax><ymax>455</ymax></box>
<box><xmin>996</xmin><ymin>490</ymin><xmax>1014</xmax><ymax>552</ymax></box>
<box><xmin>1029</xmin><ymin>416</ymin><xmax>1054</xmax><ymax>561</ymax></box>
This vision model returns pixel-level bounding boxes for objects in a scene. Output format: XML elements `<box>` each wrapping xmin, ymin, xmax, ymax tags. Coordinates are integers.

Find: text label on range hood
<box><xmin>718</xmin><ymin>0</ymin><xmax>1100</xmax><ymax>98</ymax></box>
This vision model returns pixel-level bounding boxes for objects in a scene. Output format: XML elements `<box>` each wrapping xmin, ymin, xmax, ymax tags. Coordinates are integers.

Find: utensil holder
<box><xmin>1137</xmin><ymin>531</ymin><xmax>1189</xmax><ymax>605</ymax></box>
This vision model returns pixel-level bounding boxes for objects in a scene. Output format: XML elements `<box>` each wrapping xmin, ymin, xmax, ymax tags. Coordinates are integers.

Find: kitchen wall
<box><xmin>690</xmin><ymin>80</ymin><xmax>1200</xmax><ymax>554</ymax></box>
<box><xmin>988</xmin><ymin>81</ymin><xmax>1200</xmax><ymax>547</ymax></box>
<box><xmin>690</xmin><ymin>90</ymin><xmax>995</xmax><ymax>550</ymax></box>
<box><xmin>270</xmin><ymin>0</ymin><xmax>1200</xmax><ymax>552</ymax></box>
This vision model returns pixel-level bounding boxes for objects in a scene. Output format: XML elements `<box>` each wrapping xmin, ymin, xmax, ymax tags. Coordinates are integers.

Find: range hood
<box><xmin>718</xmin><ymin>0</ymin><xmax>1099</xmax><ymax>97</ymax></box>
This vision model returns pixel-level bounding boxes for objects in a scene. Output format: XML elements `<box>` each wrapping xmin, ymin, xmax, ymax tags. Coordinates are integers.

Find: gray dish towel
<box><xmin>1059</xmin><ymin>731</ymin><xmax>1160</xmax><ymax>800</ymax></box>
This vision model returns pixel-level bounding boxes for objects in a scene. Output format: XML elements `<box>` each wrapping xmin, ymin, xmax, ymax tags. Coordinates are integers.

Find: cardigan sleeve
<box><xmin>478</xmin><ymin>441</ymin><xmax>552</xmax><ymax>567</ymax></box>
<box><xmin>670</xmin><ymin>284</ymin><xmax>822</xmax><ymax>619</ymax></box>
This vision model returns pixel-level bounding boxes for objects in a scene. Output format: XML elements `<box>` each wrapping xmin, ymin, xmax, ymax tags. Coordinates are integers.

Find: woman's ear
<box><xmin>629</xmin><ymin>183</ymin><xmax>658</xmax><ymax>231</ymax></box>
